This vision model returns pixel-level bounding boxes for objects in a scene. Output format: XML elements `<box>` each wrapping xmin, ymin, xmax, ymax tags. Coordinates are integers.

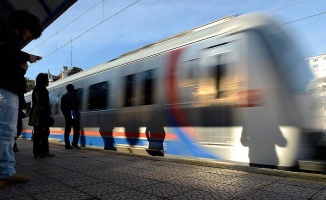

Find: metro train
<box><xmin>22</xmin><ymin>12</ymin><xmax>322</xmax><ymax>169</ymax></box>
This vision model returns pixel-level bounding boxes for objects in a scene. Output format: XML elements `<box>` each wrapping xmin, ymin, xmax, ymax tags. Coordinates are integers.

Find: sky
<box><xmin>23</xmin><ymin>0</ymin><xmax>326</xmax><ymax>80</ymax></box>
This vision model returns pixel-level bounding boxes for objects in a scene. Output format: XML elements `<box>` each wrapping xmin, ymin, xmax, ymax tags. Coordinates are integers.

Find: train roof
<box><xmin>44</xmin><ymin>12</ymin><xmax>279</xmax><ymax>90</ymax></box>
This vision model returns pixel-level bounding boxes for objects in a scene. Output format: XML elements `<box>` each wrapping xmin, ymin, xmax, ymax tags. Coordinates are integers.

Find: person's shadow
<box><xmin>125</xmin><ymin>118</ymin><xmax>140</xmax><ymax>147</ymax></box>
<box><xmin>145</xmin><ymin>110</ymin><xmax>165</xmax><ymax>156</ymax></box>
<box><xmin>240</xmin><ymin>111</ymin><xmax>287</xmax><ymax>168</ymax></box>
<box><xmin>99</xmin><ymin>112</ymin><xmax>116</xmax><ymax>150</ymax></box>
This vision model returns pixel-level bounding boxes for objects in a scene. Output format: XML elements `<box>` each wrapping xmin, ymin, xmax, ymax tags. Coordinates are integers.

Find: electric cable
<box><xmin>30</xmin><ymin>0</ymin><xmax>140</xmax><ymax>63</ymax></box>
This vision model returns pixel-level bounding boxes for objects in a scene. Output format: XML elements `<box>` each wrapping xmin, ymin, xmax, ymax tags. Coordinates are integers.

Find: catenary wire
<box><xmin>268</xmin><ymin>0</ymin><xmax>311</xmax><ymax>13</ymax></box>
<box><xmin>30</xmin><ymin>0</ymin><xmax>141</xmax><ymax>64</ymax></box>
<box><xmin>29</xmin><ymin>0</ymin><xmax>104</xmax><ymax>52</ymax></box>
<box><xmin>282</xmin><ymin>10</ymin><xmax>326</xmax><ymax>25</ymax></box>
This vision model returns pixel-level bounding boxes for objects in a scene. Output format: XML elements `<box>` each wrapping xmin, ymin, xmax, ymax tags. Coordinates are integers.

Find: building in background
<box><xmin>27</xmin><ymin>66</ymin><xmax>83</xmax><ymax>92</ymax></box>
<box><xmin>48</xmin><ymin>66</ymin><xmax>83</xmax><ymax>83</ymax></box>
<box><xmin>56</xmin><ymin>66</ymin><xmax>83</xmax><ymax>81</ymax></box>
<box><xmin>308</xmin><ymin>54</ymin><xmax>326</xmax><ymax>78</ymax></box>
<box><xmin>307</xmin><ymin>54</ymin><xmax>326</xmax><ymax>134</ymax></box>
<box><xmin>26</xmin><ymin>78</ymin><xmax>35</xmax><ymax>92</ymax></box>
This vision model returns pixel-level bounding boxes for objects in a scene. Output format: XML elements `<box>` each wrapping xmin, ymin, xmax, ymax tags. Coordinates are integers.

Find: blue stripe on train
<box><xmin>21</xmin><ymin>129</ymin><xmax>220</xmax><ymax>159</ymax></box>
<box><xmin>164</xmin><ymin>111</ymin><xmax>220</xmax><ymax>159</ymax></box>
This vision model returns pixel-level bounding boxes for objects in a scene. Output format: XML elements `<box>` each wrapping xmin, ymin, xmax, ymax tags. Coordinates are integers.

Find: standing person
<box><xmin>28</xmin><ymin>73</ymin><xmax>55</xmax><ymax>158</ymax></box>
<box><xmin>0</xmin><ymin>10</ymin><xmax>42</xmax><ymax>186</ymax></box>
<box><xmin>61</xmin><ymin>84</ymin><xmax>81</xmax><ymax>149</ymax></box>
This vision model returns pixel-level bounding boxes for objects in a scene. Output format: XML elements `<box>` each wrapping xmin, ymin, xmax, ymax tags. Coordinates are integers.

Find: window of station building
<box><xmin>313</xmin><ymin>58</ymin><xmax>319</xmax><ymax>62</ymax></box>
<box><xmin>124</xmin><ymin>74</ymin><xmax>135</xmax><ymax>107</ymax></box>
<box><xmin>74</xmin><ymin>88</ymin><xmax>83</xmax><ymax>111</ymax></box>
<box><xmin>141</xmin><ymin>69</ymin><xmax>156</xmax><ymax>105</ymax></box>
<box><xmin>313</xmin><ymin>64</ymin><xmax>318</xmax><ymax>68</ymax></box>
<box><xmin>88</xmin><ymin>81</ymin><xmax>108</xmax><ymax>110</ymax></box>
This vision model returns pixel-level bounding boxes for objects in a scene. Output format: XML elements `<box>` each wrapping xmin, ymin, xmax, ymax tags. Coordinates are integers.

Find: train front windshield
<box><xmin>266</xmin><ymin>30</ymin><xmax>314</xmax><ymax>93</ymax></box>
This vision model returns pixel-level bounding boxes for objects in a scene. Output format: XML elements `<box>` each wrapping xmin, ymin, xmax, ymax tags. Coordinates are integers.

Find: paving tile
<box><xmin>78</xmin><ymin>181</ymin><xmax>129</xmax><ymax>196</ymax></box>
<box><xmin>223</xmin><ymin>176</ymin><xmax>274</xmax><ymax>188</ymax></box>
<box><xmin>311</xmin><ymin>189</ymin><xmax>326</xmax><ymax>200</ymax></box>
<box><xmin>41</xmin><ymin>170</ymin><xmax>84</xmax><ymax>181</ymax></box>
<box><xmin>32</xmin><ymin>187</ymin><xmax>94</xmax><ymax>200</ymax></box>
<box><xmin>63</xmin><ymin>175</ymin><xmax>109</xmax><ymax>187</ymax></box>
<box><xmin>171</xmin><ymin>188</ymin><xmax>237</xmax><ymax>200</ymax></box>
<box><xmin>0</xmin><ymin>185</ymin><xmax>34</xmax><ymax>200</ymax></box>
<box><xmin>277</xmin><ymin>177</ymin><xmax>326</xmax><ymax>190</ymax></box>
<box><xmin>240</xmin><ymin>189</ymin><xmax>307</xmax><ymax>200</ymax></box>
<box><xmin>261</xmin><ymin>183</ymin><xmax>320</xmax><ymax>199</ymax></box>
<box><xmin>110</xmin><ymin>174</ymin><xmax>163</xmax><ymax>189</ymax></box>
<box><xmin>96</xmin><ymin>189</ymin><xmax>164</xmax><ymax>200</ymax></box>
<box><xmin>17</xmin><ymin>181</ymin><xmax>67</xmax><ymax>194</ymax></box>
<box><xmin>135</xmin><ymin>181</ymin><xmax>190</xmax><ymax>198</ymax></box>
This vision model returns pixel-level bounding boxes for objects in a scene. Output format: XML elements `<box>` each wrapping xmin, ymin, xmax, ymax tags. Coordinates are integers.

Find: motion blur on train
<box><xmin>22</xmin><ymin>12</ymin><xmax>324</xmax><ymax>170</ymax></box>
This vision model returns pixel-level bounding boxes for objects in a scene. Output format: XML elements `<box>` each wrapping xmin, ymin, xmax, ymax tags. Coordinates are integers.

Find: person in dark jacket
<box><xmin>61</xmin><ymin>84</ymin><xmax>81</xmax><ymax>149</ymax></box>
<box><xmin>0</xmin><ymin>10</ymin><xmax>42</xmax><ymax>187</ymax></box>
<box><xmin>28</xmin><ymin>73</ymin><xmax>55</xmax><ymax>158</ymax></box>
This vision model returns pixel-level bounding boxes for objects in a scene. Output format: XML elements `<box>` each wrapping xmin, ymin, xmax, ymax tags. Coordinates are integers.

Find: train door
<box><xmin>196</xmin><ymin>42</ymin><xmax>239</xmax><ymax>105</ymax></box>
<box><xmin>194</xmin><ymin>40</ymin><xmax>245</xmax><ymax>160</ymax></box>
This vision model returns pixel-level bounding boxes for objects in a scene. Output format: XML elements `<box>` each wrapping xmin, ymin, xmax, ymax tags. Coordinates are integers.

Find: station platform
<box><xmin>1</xmin><ymin>139</ymin><xmax>326</xmax><ymax>200</ymax></box>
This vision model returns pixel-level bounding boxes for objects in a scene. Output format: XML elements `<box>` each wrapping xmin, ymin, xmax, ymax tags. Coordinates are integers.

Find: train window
<box><xmin>75</xmin><ymin>88</ymin><xmax>83</xmax><ymax>111</ymax></box>
<box><xmin>180</xmin><ymin>59</ymin><xmax>197</xmax><ymax>87</ymax></box>
<box><xmin>208</xmin><ymin>52</ymin><xmax>236</xmax><ymax>98</ymax></box>
<box><xmin>124</xmin><ymin>74</ymin><xmax>135</xmax><ymax>107</ymax></box>
<box><xmin>88</xmin><ymin>81</ymin><xmax>108</xmax><ymax>110</ymax></box>
<box><xmin>141</xmin><ymin>69</ymin><xmax>156</xmax><ymax>105</ymax></box>
<box><xmin>197</xmin><ymin>49</ymin><xmax>237</xmax><ymax>101</ymax></box>
<box><xmin>25</xmin><ymin>102</ymin><xmax>31</xmax><ymax>117</ymax></box>
<box><xmin>49</xmin><ymin>93</ymin><xmax>61</xmax><ymax>115</ymax></box>
<box><xmin>217</xmin><ymin>53</ymin><xmax>229</xmax><ymax>97</ymax></box>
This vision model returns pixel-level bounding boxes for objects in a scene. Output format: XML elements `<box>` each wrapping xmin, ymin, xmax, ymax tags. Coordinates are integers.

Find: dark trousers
<box><xmin>15</xmin><ymin>117</ymin><xmax>22</xmax><ymax>141</ymax></box>
<box><xmin>33</xmin><ymin>126</ymin><xmax>50</xmax><ymax>155</ymax></box>
<box><xmin>64</xmin><ymin>117</ymin><xmax>80</xmax><ymax>146</ymax></box>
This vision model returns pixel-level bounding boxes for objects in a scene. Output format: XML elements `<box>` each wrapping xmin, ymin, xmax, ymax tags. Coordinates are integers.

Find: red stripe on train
<box><xmin>22</xmin><ymin>129</ymin><xmax>177</xmax><ymax>140</ymax></box>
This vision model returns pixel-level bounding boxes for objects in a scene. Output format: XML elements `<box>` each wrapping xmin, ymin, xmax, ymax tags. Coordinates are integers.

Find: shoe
<box><xmin>0</xmin><ymin>173</ymin><xmax>30</xmax><ymax>184</ymax></box>
<box><xmin>65</xmin><ymin>146</ymin><xmax>73</xmax><ymax>149</ymax></box>
<box><xmin>72</xmin><ymin>144</ymin><xmax>81</xmax><ymax>149</ymax></box>
<box><xmin>13</xmin><ymin>143</ymin><xmax>19</xmax><ymax>153</ymax></box>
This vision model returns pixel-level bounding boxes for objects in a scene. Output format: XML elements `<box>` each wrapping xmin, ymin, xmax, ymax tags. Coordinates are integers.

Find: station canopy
<box><xmin>0</xmin><ymin>0</ymin><xmax>77</xmax><ymax>46</ymax></box>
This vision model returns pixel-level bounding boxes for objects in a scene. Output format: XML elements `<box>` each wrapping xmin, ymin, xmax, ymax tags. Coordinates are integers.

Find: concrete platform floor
<box><xmin>1</xmin><ymin>139</ymin><xmax>326</xmax><ymax>199</ymax></box>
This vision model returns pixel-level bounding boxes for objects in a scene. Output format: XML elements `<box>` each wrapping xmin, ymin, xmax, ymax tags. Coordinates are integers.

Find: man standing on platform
<box><xmin>0</xmin><ymin>10</ymin><xmax>42</xmax><ymax>187</ymax></box>
<box><xmin>61</xmin><ymin>84</ymin><xmax>81</xmax><ymax>149</ymax></box>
